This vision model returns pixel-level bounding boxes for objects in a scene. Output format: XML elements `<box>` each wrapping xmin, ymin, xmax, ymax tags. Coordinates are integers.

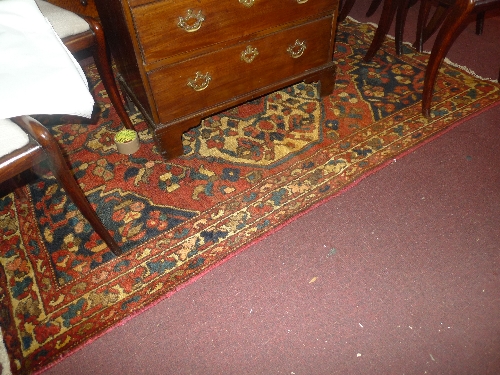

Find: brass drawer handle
<box><xmin>240</xmin><ymin>45</ymin><xmax>259</xmax><ymax>63</ymax></box>
<box><xmin>287</xmin><ymin>39</ymin><xmax>307</xmax><ymax>58</ymax></box>
<box><xmin>187</xmin><ymin>72</ymin><xmax>212</xmax><ymax>91</ymax></box>
<box><xmin>296</xmin><ymin>0</ymin><xmax>309</xmax><ymax>3</ymax></box>
<box><xmin>239</xmin><ymin>0</ymin><xmax>255</xmax><ymax>7</ymax></box>
<box><xmin>178</xmin><ymin>9</ymin><xmax>205</xmax><ymax>32</ymax></box>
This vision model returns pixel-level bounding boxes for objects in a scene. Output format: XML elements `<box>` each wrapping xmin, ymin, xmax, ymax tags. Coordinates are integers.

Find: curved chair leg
<box><xmin>13</xmin><ymin>117</ymin><xmax>123</xmax><ymax>256</ymax></box>
<box><xmin>364</xmin><ymin>0</ymin><xmax>399</xmax><ymax>61</ymax></box>
<box><xmin>338</xmin><ymin>0</ymin><xmax>357</xmax><ymax>22</ymax></box>
<box><xmin>50</xmin><ymin>149</ymin><xmax>123</xmax><ymax>256</ymax></box>
<box><xmin>424</xmin><ymin>6</ymin><xmax>450</xmax><ymax>42</ymax></box>
<box><xmin>366</xmin><ymin>0</ymin><xmax>383</xmax><ymax>16</ymax></box>
<box><xmin>422</xmin><ymin>0</ymin><xmax>475</xmax><ymax>117</ymax></box>
<box><xmin>86</xmin><ymin>18</ymin><xmax>135</xmax><ymax>131</ymax></box>
<box><xmin>415</xmin><ymin>2</ymin><xmax>485</xmax><ymax>52</ymax></box>
<box><xmin>414</xmin><ymin>1</ymin><xmax>450</xmax><ymax>52</ymax></box>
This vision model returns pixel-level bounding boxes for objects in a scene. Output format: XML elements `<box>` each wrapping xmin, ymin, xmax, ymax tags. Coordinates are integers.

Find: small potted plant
<box><xmin>114</xmin><ymin>129</ymin><xmax>140</xmax><ymax>155</ymax></box>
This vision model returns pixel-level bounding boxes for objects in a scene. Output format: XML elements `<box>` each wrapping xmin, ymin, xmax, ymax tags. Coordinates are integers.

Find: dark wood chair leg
<box><xmin>476</xmin><ymin>11</ymin><xmax>485</xmax><ymax>34</ymax></box>
<box><xmin>50</xmin><ymin>150</ymin><xmax>123</xmax><ymax>256</ymax></box>
<box><xmin>339</xmin><ymin>0</ymin><xmax>387</xmax><ymax>24</ymax></box>
<box><xmin>415</xmin><ymin>2</ymin><xmax>485</xmax><ymax>52</ymax></box>
<box><xmin>414</xmin><ymin>1</ymin><xmax>450</xmax><ymax>52</ymax></box>
<box><xmin>13</xmin><ymin>117</ymin><xmax>123</xmax><ymax>256</ymax></box>
<box><xmin>395</xmin><ymin>0</ymin><xmax>411</xmax><ymax>55</ymax></box>
<box><xmin>86</xmin><ymin>18</ymin><xmax>135</xmax><ymax>131</ymax></box>
<box><xmin>366</xmin><ymin>0</ymin><xmax>384</xmax><ymax>16</ymax></box>
<box><xmin>414</xmin><ymin>0</ymin><xmax>431</xmax><ymax>52</ymax></box>
<box><xmin>338</xmin><ymin>0</ymin><xmax>357</xmax><ymax>22</ymax></box>
<box><xmin>364</xmin><ymin>0</ymin><xmax>399</xmax><ymax>61</ymax></box>
<box><xmin>422</xmin><ymin>0</ymin><xmax>475</xmax><ymax>117</ymax></box>
<box><xmin>423</xmin><ymin>6</ymin><xmax>450</xmax><ymax>42</ymax></box>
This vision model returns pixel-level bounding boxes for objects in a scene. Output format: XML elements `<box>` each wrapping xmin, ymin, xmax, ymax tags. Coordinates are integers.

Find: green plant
<box><xmin>115</xmin><ymin>129</ymin><xmax>137</xmax><ymax>143</ymax></box>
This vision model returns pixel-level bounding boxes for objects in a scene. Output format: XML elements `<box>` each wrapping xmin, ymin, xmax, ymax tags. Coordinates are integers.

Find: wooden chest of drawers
<box><xmin>96</xmin><ymin>0</ymin><xmax>339</xmax><ymax>160</ymax></box>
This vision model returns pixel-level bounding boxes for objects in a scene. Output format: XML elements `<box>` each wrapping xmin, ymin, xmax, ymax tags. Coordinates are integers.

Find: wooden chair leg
<box><xmin>85</xmin><ymin>18</ymin><xmax>135</xmax><ymax>131</ymax></box>
<box><xmin>395</xmin><ymin>0</ymin><xmax>411</xmax><ymax>55</ymax></box>
<box><xmin>50</xmin><ymin>152</ymin><xmax>122</xmax><ymax>256</ymax></box>
<box><xmin>422</xmin><ymin>0</ymin><xmax>475</xmax><ymax>117</ymax></box>
<box><xmin>414</xmin><ymin>0</ymin><xmax>450</xmax><ymax>52</ymax></box>
<box><xmin>414</xmin><ymin>0</ymin><xmax>431</xmax><ymax>52</ymax></box>
<box><xmin>424</xmin><ymin>6</ymin><xmax>450</xmax><ymax>42</ymax></box>
<box><xmin>364</xmin><ymin>0</ymin><xmax>399</xmax><ymax>61</ymax></box>
<box><xmin>338</xmin><ymin>0</ymin><xmax>357</xmax><ymax>22</ymax></box>
<box><xmin>13</xmin><ymin>117</ymin><xmax>123</xmax><ymax>256</ymax></box>
<box><xmin>366</xmin><ymin>0</ymin><xmax>384</xmax><ymax>16</ymax></box>
<box><xmin>476</xmin><ymin>11</ymin><xmax>485</xmax><ymax>34</ymax></box>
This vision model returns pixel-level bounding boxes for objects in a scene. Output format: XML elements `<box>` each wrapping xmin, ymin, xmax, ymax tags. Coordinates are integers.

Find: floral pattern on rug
<box><xmin>0</xmin><ymin>18</ymin><xmax>499</xmax><ymax>374</ymax></box>
<box><xmin>183</xmin><ymin>83</ymin><xmax>323</xmax><ymax>166</ymax></box>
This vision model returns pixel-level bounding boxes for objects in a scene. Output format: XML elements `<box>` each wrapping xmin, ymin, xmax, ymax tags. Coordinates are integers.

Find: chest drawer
<box><xmin>148</xmin><ymin>16</ymin><xmax>333</xmax><ymax>124</ymax></box>
<box><xmin>131</xmin><ymin>0</ymin><xmax>335</xmax><ymax>65</ymax></box>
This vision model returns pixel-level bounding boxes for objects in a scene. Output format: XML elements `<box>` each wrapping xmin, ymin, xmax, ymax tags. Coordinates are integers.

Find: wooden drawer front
<box><xmin>149</xmin><ymin>16</ymin><xmax>333</xmax><ymax>124</ymax></box>
<box><xmin>131</xmin><ymin>0</ymin><xmax>335</xmax><ymax>65</ymax></box>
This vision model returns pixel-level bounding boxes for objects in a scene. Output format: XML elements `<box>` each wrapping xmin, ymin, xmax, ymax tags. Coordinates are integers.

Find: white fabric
<box><xmin>0</xmin><ymin>0</ymin><xmax>94</xmax><ymax>120</ymax></box>
<box><xmin>35</xmin><ymin>0</ymin><xmax>89</xmax><ymax>39</ymax></box>
<box><xmin>0</xmin><ymin>118</ymin><xmax>30</xmax><ymax>157</ymax></box>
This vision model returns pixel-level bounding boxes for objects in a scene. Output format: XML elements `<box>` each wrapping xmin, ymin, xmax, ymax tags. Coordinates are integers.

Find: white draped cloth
<box><xmin>0</xmin><ymin>0</ymin><xmax>94</xmax><ymax>120</ymax></box>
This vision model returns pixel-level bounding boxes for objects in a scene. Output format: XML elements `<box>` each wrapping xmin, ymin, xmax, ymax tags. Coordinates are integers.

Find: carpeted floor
<box><xmin>5</xmin><ymin>0</ymin><xmax>500</xmax><ymax>374</ymax></box>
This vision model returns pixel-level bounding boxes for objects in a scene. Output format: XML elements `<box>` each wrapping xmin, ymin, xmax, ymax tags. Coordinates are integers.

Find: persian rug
<box><xmin>1</xmin><ymin>17</ymin><xmax>499</xmax><ymax>374</ymax></box>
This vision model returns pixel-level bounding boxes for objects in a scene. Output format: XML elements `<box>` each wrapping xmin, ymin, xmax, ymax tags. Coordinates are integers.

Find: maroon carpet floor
<box><xmin>41</xmin><ymin>1</ymin><xmax>500</xmax><ymax>374</ymax></box>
